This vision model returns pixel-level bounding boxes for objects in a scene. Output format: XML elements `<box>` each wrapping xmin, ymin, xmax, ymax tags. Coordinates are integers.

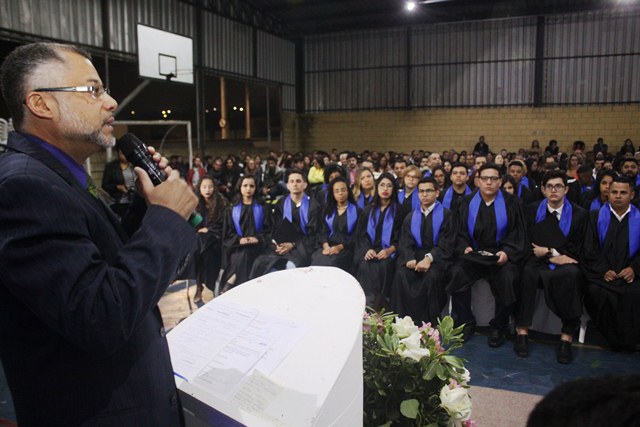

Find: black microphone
<box><xmin>116</xmin><ymin>133</ymin><xmax>203</xmax><ymax>227</ymax></box>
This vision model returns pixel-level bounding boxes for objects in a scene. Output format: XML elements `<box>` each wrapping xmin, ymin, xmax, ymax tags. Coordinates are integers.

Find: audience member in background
<box><xmin>250</xmin><ymin>170</ymin><xmax>321</xmax><ymax>278</ymax></box>
<box><xmin>310</xmin><ymin>177</ymin><xmax>361</xmax><ymax>273</ymax></box>
<box><xmin>101</xmin><ymin>148</ymin><xmax>136</xmax><ymax>218</ymax></box>
<box><xmin>375</xmin><ymin>155</ymin><xmax>389</xmax><ymax>179</ymax></box>
<box><xmin>515</xmin><ymin>170</ymin><xmax>587</xmax><ymax>364</ymax></box>
<box><xmin>473</xmin><ymin>135</ymin><xmax>489</xmax><ymax>156</ymax></box>
<box><xmin>494</xmin><ymin>153</ymin><xmax>506</xmax><ymax>175</ymax></box>
<box><xmin>593</xmin><ymin>137</ymin><xmax>608</xmax><ymax>156</ymax></box>
<box><xmin>221</xmin><ymin>175</ymin><xmax>269</xmax><ymax>292</ymax></box>
<box><xmin>525</xmin><ymin>158</ymin><xmax>543</xmax><ymax>191</ymax></box>
<box><xmin>582</xmin><ymin>169</ymin><xmax>616</xmax><ymax>212</ymax></box>
<box><xmin>209</xmin><ymin>156</ymin><xmax>227</xmax><ymax>193</ymax></box>
<box><xmin>353</xmin><ymin>167</ymin><xmax>376</xmax><ymax>209</ymax></box>
<box><xmin>443</xmin><ymin>160</ymin><xmax>453</xmax><ymax>174</ymax></box>
<box><xmin>431</xmin><ymin>165</ymin><xmax>449</xmax><ymax>191</ymax></box>
<box><xmin>564</xmin><ymin>153</ymin><xmax>580</xmax><ymax>181</ymax></box>
<box><xmin>187</xmin><ymin>155</ymin><xmax>207</xmax><ymax>191</ymax></box>
<box><xmin>314</xmin><ymin>163</ymin><xmax>346</xmax><ymax>204</ymax></box>
<box><xmin>193</xmin><ymin>176</ymin><xmax>227</xmax><ymax>304</ymax></box>
<box><xmin>397</xmin><ymin>165</ymin><xmax>422</xmax><ymax>216</ymax></box>
<box><xmin>346</xmin><ymin>151</ymin><xmax>358</xmax><ymax>186</ymax></box>
<box><xmin>618</xmin><ymin>157</ymin><xmax>640</xmax><ymax>192</ymax></box>
<box><xmin>222</xmin><ymin>156</ymin><xmax>242</xmax><ymax>200</ymax></box>
<box><xmin>509</xmin><ymin>160</ymin><xmax>537</xmax><ymax>204</ymax></box>
<box><xmin>261</xmin><ymin>155</ymin><xmax>285</xmax><ymax>202</ymax></box>
<box><xmin>243</xmin><ymin>156</ymin><xmax>262</xmax><ymax>189</ymax></box>
<box><xmin>447</xmin><ymin>163</ymin><xmax>527</xmax><ymax>347</ymax></box>
<box><xmin>566</xmin><ymin>164</ymin><xmax>594</xmax><ymax>206</ymax></box>
<box><xmin>544</xmin><ymin>139</ymin><xmax>559</xmax><ymax>156</ymax></box>
<box><xmin>618</xmin><ymin>138</ymin><xmax>635</xmax><ymax>157</ymax></box>
<box><xmin>528</xmin><ymin>139</ymin><xmax>541</xmax><ymax>156</ymax></box>
<box><xmin>439</xmin><ymin>162</ymin><xmax>471</xmax><ymax>213</ymax></box>
<box><xmin>501</xmin><ymin>174</ymin><xmax>518</xmax><ymax>197</ymax></box>
<box><xmin>527</xmin><ymin>375</ymin><xmax>640</xmax><ymax>427</ymax></box>
<box><xmin>392</xmin><ymin>177</ymin><xmax>455</xmax><ymax>325</ymax></box>
<box><xmin>423</xmin><ymin>152</ymin><xmax>443</xmax><ymax>177</ymax></box>
<box><xmin>354</xmin><ymin>172</ymin><xmax>402</xmax><ymax>311</ymax></box>
<box><xmin>307</xmin><ymin>154</ymin><xmax>326</xmax><ymax>192</ymax></box>
<box><xmin>583</xmin><ymin>176</ymin><xmax>640</xmax><ymax>351</ymax></box>
<box><xmin>392</xmin><ymin>157</ymin><xmax>408</xmax><ymax>185</ymax></box>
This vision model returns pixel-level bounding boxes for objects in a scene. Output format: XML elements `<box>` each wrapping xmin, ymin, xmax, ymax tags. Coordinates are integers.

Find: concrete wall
<box><xmin>282</xmin><ymin>105</ymin><xmax>640</xmax><ymax>155</ymax></box>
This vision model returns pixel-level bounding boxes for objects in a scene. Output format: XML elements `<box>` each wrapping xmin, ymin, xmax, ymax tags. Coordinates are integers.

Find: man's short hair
<box><xmin>477</xmin><ymin>163</ymin><xmax>502</xmax><ymax>176</ymax></box>
<box><xmin>393</xmin><ymin>157</ymin><xmax>408</xmax><ymax>167</ymax></box>
<box><xmin>611</xmin><ymin>175</ymin><xmax>634</xmax><ymax>188</ymax></box>
<box><xmin>286</xmin><ymin>168</ymin><xmax>307</xmax><ymax>182</ymax></box>
<box><xmin>418</xmin><ymin>176</ymin><xmax>438</xmax><ymax>188</ymax></box>
<box><xmin>541</xmin><ymin>170</ymin><xmax>568</xmax><ymax>186</ymax></box>
<box><xmin>508</xmin><ymin>159</ymin><xmax>526</xmax><ymax>170</ymax></box>
<box><xmin>450</xmin><ymin>162</ymin><xmax>469</xmax><ymax>172</ymax></box>
<box><xmin>0</xmin><ymin>42</ymin><xmax>91</xmax><ymax>130</ymax></box>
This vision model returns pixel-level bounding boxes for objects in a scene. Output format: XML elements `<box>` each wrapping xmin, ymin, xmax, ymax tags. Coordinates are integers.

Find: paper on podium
<box><xmin>168</xmin><ymin>266</ymin><xmax>365</xmax><ymax>426</ymax></box>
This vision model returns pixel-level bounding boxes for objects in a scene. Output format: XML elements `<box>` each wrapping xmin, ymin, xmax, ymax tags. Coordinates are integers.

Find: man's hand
<box><xmin>376</xmin><ymin>248</ymin><xmax>392</xmax><ymax>260</ymax></box>
<box><xmin>549</xmin><ymin>255</ymin><xmax>578</xmax><ymax>265</ymax></box>
<box><xmin>496</xmin><ymin>251</ymin><xmax>509</xmax><ymax>266</ymax></box>
<box><xmin>198</xmin><ymin>227</ymin><xmax>209</xmax><ymax>234</ymax></box>
<box><xmin>275</xmin><ymin>242</ymin><xmax>294</xmax><ymax>255</ymax></box>
<box><xmin>240</xmin><ymin>237</ymin><xmax>258</xmax><ymax>245</ymax></box>
<box><xmin>406</xmin><ymin>260</ymin><xmax>417</xmax><ymax>269</ymax></box>
<box><xmin>531</xmin><ymin>243</ymin><xmax>548</xmax><ymax>258</ymax></box>
<box><xmin>464</xmin><ymin>247</ymin><xmax>473</xmax><ymax>255</ymax></box>
<box><xmin>135</xmin><ymin>167</ymin><xmax>197</xmax><ymax>220</ymax></box>
<box><xmin>617</xmin><ymin>267</ymin><xmax>636</xmax><ymax>284</ymax></box>
<box><xmin>364</xmin><ymin>249</ymin><xmax>377</xmax><ymax>261</ymax></box>
<box><xmin>604</xmin><ymin>270</ymin><xmax>617</xmax><ymax>282</ymax></box>
<box><xmin>415</xmin><ymin>257</ymin><xmax>432</xmax><ymax>273</ymax></box>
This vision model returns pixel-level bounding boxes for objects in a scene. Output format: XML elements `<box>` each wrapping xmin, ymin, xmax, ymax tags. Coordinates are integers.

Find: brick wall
<box><xmin>282</xmin><ymin>105</ymin><xmax>640</xmax><ymax>155</ymax></box>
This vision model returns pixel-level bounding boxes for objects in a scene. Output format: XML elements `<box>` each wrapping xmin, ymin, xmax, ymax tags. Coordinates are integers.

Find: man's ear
<box><xmin>24</xmin><ymin>92</ymin><xmax>55</xmax><ymax>120</ymax></box>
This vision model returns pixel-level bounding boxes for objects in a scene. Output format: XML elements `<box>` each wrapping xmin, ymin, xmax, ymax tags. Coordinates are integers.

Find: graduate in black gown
<box><xmin>250</xmin><ymin>169</ymin><xmax>321</xmax><ymax>278</ymax></box>
<box><xmin>581</xmin><ymin>169</ymin><xmax>616</xmax><ymax>212</ymax></box>
<box><xmin>352</xmin><ymin>167</ymin><xmax>375</xmax><ymax>209</ymax></box>
<box><xmin>392</xmin><ymin>177</ymin><xmax>455</xmax><ymax>325</ymax></box>
<box><xmin>509</xmin><ymin>160</ymin><xmax>538</xmax><ymax>205</ymax></box>
<box><xmin>220</xmin><ymin>175</ymin><xmax>270</xmax><ymax>292</ymax></box>
<box><xmin>515</xmin><ymin>170</ymin><xmax>588</xmax><ymax>364</ymax></box>
<box><xmin>439</xmin><ymin>162</ymin><xmax>472</xmax><ymax>213</ymax></box>
<box><xmin>354</xmin><ymin>172</ymin><xmax>402</xmax><ymax>311</ymax></box>
<box><xmin>397</xmin><ymin>165</ymin><xmax>422</xmax><ymax>220</ymax></box>
<box><xmin>313</xmin><ymin>163</ymin><xmax>345</xmax><ymax>205</ymax></box>
<box><xmin>583</xmin><ymin>176</ymin><xmax>640</xmax><ymax>350</ymax></box>
<box><xmin>193</xmin><ymin>176</ymin><xmax>228</xmax><ymax>303</ymax></box>
<box><xmin>310</xmin><ymin>177</ymin><xmax>361</xmax><ymax>273</ymax></box>
<box><xmin>446</xmin><ymin>163</ymin><xmax>527</xmax><ymax>347</ymax></box>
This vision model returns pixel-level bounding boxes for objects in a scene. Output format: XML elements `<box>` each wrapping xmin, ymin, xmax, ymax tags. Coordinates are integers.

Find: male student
<box><xmin>439</xmin><ymin>162</ymin><xmax>472</xmax><ymax>213</ymax></box>
<box><xmin>583</xmin><ymin>176</ymin><xmax>640</xmax><ymax>351</ymax></box>
<box><xmin>515</xmin><ymin>170</ymin><xmax>588</xmax><ymax>364</ymax></box>
<box><xmin>250</xmin><ymin>169</ymin><xmax>321</xmax><ymax>278</ymax></box>
<box><xmin>392</xmin><ymin>177</ymin><xmax>455</xmax><ymax>324</ymax></box>
<box><xmin>509</xmin><ymin>159</ymin><xmax>537</xmax><ymax>204</ymax></box>
<box><xmin>447</xmin><ymin>163</ymin><xmax>527</xmax><ymax>347</ymax></box>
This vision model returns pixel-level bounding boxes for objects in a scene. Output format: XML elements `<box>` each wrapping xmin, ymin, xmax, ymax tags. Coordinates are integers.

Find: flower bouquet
<box><xmin>363</xmin><ymin>309</ymin><xmax>475</xmax><ymax>427</ymax></box>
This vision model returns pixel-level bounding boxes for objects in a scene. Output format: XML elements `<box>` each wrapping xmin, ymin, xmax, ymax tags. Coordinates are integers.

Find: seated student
<box><xmin>397</xmin><ymin>165</ymin><xmax>422</xmax><ymax>217</ymax></box>
<box><xmin>566</xmin><ymin>164</ymin><xmax>594</xmax><ymax>206</ymax></box>
<box><xmin>392</xmin><ymin>177</ymin><xmax>455</xmax><ymax>325</ymax></box>
<box><xmin>446</xmin><ymin>163</ymin><xmax>527</xmax><ymax>347</ymax></box>
<box><xmin>501</xmin><ymin>174</ymin><xmax>518</xmax><ymax>197</ymax></box>
<box><xmin>618</xmin><ymin>157</ymin><xmax>640</xmax><ymax>194</ymax></box>
<box><xmin>352</xmin><ymin>167</ymin><xmax>376</xmax><ymax>209</ymax></box>
<box><xmin>220</xmin><ymin>175</ymin><xmax>270</xmax><ymax>292</ymax></box>
<box><xmin>310</xmin><ymin>177</ymin><xmax>361</xmax><ymax>273</ymax></box>
<box><xmin>583</xmin><ymin>176</ymin><xmax>640</xmax><ymax>350</ymax></box>
<box><xmin>439</xmin><ymin>162</ymin><xmax>472</xmax><ymax>213</ymax></box>
<box><xmin>354</xmin><ymin>172</ymin><xmax>402</xmax><ymax>310</ymax></box>
<box><xmin>314</xmin><ymin>163</ymin><xmax>346</xmax><ymax>204</ymax></box>
<box><xmin>250</xmin><ymin>169</ymin><xmax>321</xmax><ymax>278</ymax></box>
<box><xmin>509</xmin><ymin>160</ymin><xmax>537</xmax><ymax>204</ymax></box>
<box><xmin>431</xmin><ymin>165</ymin><xmax>449</xmax><ymax>191</ymax></box>
<box><xmin>581</xmin><ymin>169</ymin><xmax>616</xmax><ymax>212</ymax></box>
<box><xmin>514</xmin><ymin>170</ymin><xmax>588</xmax><ymax>364</ymax></box>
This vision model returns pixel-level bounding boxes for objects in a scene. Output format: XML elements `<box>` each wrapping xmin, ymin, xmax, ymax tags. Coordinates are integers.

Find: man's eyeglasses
<box><xmin>545</xmin><ymin>184</ymin><xmax>565</xmax><ymax>192</ymax></box>
<box><xmin>478</xmin><ymin>176</ymin><xmax>500</xmax><ymax>182</ymax></box>
<box><xmin>33</xmin><ymin>85</ymin><xmax>109</xmax><ymax>100</ymax></box>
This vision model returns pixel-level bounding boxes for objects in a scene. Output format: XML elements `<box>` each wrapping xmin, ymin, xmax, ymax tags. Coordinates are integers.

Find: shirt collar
<box><xmin>610</xmin><ymin>204</ymin><xmax>631</xmax><ymax>222</ymax></box>
<box><xmin>547</xmin><ymin>202</ymin><xmax>564</xmax><ymax>217</ymax></box>
<box><xmin>421</xmin><ymin>203</ymin><xmax>436</xmax><ymax>216</ymax></box>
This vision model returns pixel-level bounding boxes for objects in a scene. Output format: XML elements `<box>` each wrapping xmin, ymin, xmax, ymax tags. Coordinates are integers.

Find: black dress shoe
<box><xmin>462</xmin><ymin>324</ymin><xmax>476</xmax><ymax>342</ymax></box>
<box><xmin>556</xmin><ymin>340</ymin><xmax>573</xmax><ymax>364</ymax></box>
<box><xmin>514</xmin><ymin>334</ymin><xmax>529</xmax><ymax>357</ymax></box>
<box><xmin>488</xmin><ymin>328</ymin><xmax>505</xmax><ymax>348</ymax></box>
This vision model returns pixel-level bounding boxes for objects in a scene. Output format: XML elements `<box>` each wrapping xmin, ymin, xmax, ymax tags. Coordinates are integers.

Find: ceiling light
<box><xmin>406</xmin><ymin>1</ymin><xmax>417</xmax><ymax>12</ymax></box>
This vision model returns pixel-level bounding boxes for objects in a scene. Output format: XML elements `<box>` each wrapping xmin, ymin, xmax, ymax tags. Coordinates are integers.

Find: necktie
<box><xmin>554</xmin><ymin>210</ymin><xmax>560</xmax><ymax>220</ymax></box>
<box><xmin>86</xmin><ymin>174</ymin><xmax>99</xmax><ymax>199</ymax></box>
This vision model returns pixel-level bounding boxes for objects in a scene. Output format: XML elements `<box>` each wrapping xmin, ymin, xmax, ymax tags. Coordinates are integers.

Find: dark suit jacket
<box><xmin>0</xmin><ymin>132</ymin><xmax>197</xmax><ymax>426</ymax></box>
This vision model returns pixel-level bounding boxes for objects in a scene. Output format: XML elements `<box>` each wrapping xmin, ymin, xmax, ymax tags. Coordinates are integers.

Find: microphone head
<box><xmin>116</xmin><ymin>133</ymin><xmax>144</xmax><ymax>157</ymax></box>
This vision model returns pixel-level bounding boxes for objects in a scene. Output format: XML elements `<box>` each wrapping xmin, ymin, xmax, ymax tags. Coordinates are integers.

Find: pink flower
<box><xmin>464</xmin><ymin>419</ymin><xmax>477</xmax><ymax>427</ymax></box>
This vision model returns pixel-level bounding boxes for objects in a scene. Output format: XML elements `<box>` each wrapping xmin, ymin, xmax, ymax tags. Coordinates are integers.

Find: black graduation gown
<box><xmin>391</xmin><ymin>207</ymin><xmax>455</xmax><ymax>325</ymax></box>
<box><xmin>583</xmin><ymin>209</ymin><xmax>640</xmax><ymax>346</ymax></box>
<box><xmin>221</xmin><ymin>203</ymin><xmax>270</xmax><ymax>287</ymax></box>
<box><xmin>354</xmin><ymin>204</ymin><xmax>402</xmax><ymax>299</ymax></box>
<box><xmin>446</xmin><ymin>190</ymin><xmax>527</xmax><ymax>323</ymax></box>
<box><xmin>249</xmin><ymin>196</ymin><xmax>321</xmax><ymax>278</ymax></box>
<box><xmin>192</xmin><ymin>208</ymin><xmax>224</xmax><ymax>291</ymax></box>
<box><xmin>516</xmin><ymin>201</ymin><xmax>587</xmax><ymax>333</ymax></box>
<box><xmin>310</xmin><ymin>205</ymin><xmax>361</xmax><ymax>273</ymax></box>
<box><xmin>438</xmin><ymin>186</ymin><xmax>468</xmax><ymax>214</ymax></box>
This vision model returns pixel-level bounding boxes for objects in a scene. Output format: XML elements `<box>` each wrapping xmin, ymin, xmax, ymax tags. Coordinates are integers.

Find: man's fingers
<box><xmin>134</xmin><ymin>167</ymin><xmax>154</xmax><ymax>195</ymax></box>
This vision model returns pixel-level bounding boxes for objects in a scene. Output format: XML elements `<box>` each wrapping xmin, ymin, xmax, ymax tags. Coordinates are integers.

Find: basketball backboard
<box><xmin>137</xmin><ymin>24</ymin><xmax>193</xmax><ymax>84</ymax></box>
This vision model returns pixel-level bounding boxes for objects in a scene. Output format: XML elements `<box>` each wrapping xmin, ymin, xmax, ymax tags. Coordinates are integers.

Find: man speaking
<box><xmin>0</xmin><ymin>43</ymin><xmax>198</xmax><ymax>426</ymax></box>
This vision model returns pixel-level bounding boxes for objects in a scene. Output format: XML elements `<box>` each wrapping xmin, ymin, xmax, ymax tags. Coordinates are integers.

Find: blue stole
<box><xmin>367</xmin><ymin>205</ymin><xmax>396</xmax><ymax>254</ymax></box>
<box><xmin>597</xmin><ymin>204</ymin><xmax>640</xmax><ymax>259</ymax></box>
<box><xmin>326</xmin><ymin>202</ymin><xmax>358</xmax><ymax>237</ymax></box>
<box><xmin>580</xmin><ymin>184</ymin><xmax>592</xmax><ymax>194</ymax></box>
<box><xmin>517</xmin><ymin>176</ymin><xmax>530</xmax><ymax>198</ymax></box>
<box><xmin>467</xmin><ymin>190</ymin><xmax>508</xmax><ymax>250</ymax></box>
<box><xmin>283</xmin><ymin>195</ymin><xmax>309</xmax><ymax>234</ymax></box>
<box><xmin>535</xmin><ymin>200</ymin><xmax>573</xmax><ymax>270</ymax></box>
<box><xmin>423</xmin><ymin>170</ymin><xmax>432</xmax><ymax>178</ymax></box>
<box><xmin>411</xmin><ymin>201</ymin><xmax>444</xmax><ymax>248</ymax></box>
<box><xmin>442</xmin><ymin>185</ymin><xmax>471</xmax><ymax>209</ymax></box>
<box><xmin>636</xmin><ymin>175</ymin><xmax>640</xmax><ymax>188</ymax></box>
<box><xmin>590</xmin><ymin>198</ymin><xmax>603</xmax><ymax>212</ymax></box>
<box><xmin>357</xmin><ymin>192</ymin><xmax>372</xmax><ymax>209</ymax></box>
<box><xmin>398</xmin><ymin>188</ymin><xmax>420</xmax><ymax>210</ymax></box>
<box><xmin>232</xmin><ymin>203</ymin><xmax>263</xmax><ymax>237</ymax></box>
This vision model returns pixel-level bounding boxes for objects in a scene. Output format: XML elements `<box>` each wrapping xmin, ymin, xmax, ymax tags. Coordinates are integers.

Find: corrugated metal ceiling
<box><xmin>241</xmin><ymin>0</ymin><xmax>634</xmax><ymax>36</ymax></box>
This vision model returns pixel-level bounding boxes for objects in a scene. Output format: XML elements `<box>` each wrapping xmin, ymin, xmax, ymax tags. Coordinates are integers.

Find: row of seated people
<box><xmin>190</xmin><ymin>162</ymin><xmax>640</xmax><ymax>365</ymax></box>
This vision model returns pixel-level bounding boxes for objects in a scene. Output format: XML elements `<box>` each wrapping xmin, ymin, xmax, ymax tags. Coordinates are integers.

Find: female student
<box><xmin>352</xmin><ymin>167</ymin><xmax>376</xmax><ymax>209</ymax></box>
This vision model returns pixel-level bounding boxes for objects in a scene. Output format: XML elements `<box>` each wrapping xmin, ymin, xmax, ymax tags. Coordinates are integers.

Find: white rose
<box><xmin>460</xmin><ymin>368</ymin><xmax>471</xmax><ymax>385</ymax></box>
<box><xmin>397</xmin><ymin>332</ymin><xmax>430</xmax><ymax>361</ymax></box>
<box><xmin>440</xmin><ymin>384</ymin><xmax>472</xmax><ymax>423</ymax></box>
<box><xmin>392</xmin><ymin>316</ymin><xmax>419</xmax><ymax>338</ymax></box>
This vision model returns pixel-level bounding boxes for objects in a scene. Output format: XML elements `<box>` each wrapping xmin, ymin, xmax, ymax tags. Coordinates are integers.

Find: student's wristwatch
<box><xmin>546</xmin><ymin>248</ymin><xmax>553</xmax><ymax>258</ymax></box>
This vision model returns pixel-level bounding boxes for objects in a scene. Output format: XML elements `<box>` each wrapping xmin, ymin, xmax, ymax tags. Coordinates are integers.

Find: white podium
<box><xmin>167</xmin><ymin>267</ymin><xmax>365</xmax><ymax>426</ymax></box>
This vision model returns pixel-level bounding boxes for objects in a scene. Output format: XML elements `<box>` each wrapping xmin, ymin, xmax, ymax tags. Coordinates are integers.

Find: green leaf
<box><xmin>442</xmin><ymin>355</ymin><xmax>464</xmax><ymax>368</ymax></box>
<box><xmin>400</xmin><ymin>399</ymin><xmax>420</xmax><ymax>419</ymax></box>
<box><xmin>422</xmin><ymin>360</ymin><xmax>438</xmax><ymax>381</ymax></box>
